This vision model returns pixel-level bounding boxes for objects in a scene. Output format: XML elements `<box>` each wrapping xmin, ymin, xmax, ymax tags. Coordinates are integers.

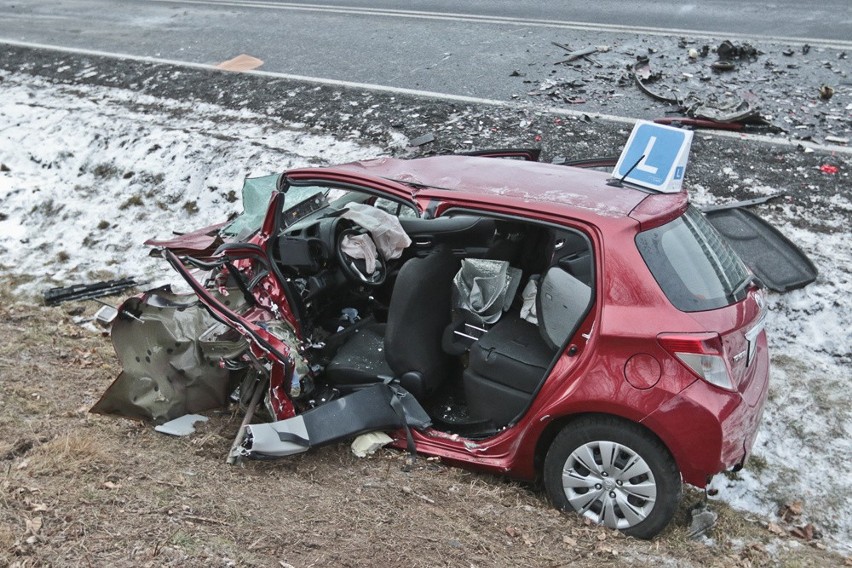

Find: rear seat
<box><xmin>464</xmin><ymin>314</ymin><xmax>555</xmax><ymax>426</ymax></box>
<box><xmin>461</xmin><ymin>266</ymin><xmax>592</xmax><ymax>426</ymax></box>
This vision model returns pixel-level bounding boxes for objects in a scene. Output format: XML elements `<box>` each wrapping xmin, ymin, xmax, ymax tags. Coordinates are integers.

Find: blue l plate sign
<box><xmin>612</xmin><ymin>120</ymin><xmax>694</xmax><ymax>193</ymax></box>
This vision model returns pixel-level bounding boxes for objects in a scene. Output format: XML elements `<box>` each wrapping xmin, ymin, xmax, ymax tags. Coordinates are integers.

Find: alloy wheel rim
<box><xmin>562</xmin><ymin>440</ymin><xmax>657</xmax><ymax>529</ymax></box>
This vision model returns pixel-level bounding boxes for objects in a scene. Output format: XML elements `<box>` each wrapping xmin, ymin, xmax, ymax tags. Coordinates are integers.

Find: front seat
<box><xmin>324</xmin><ymin>246</ymin><xmax>459</xmax><ymax>400</ymax></box>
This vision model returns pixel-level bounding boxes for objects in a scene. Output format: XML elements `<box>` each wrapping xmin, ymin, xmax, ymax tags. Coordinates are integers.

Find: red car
<box><xmin>97</xmin><ymin>150</ymin><xmax>770</xmax><ymax>539</ymax></box>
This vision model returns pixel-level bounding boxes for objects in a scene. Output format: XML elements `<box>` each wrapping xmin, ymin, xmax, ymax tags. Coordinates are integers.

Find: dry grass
<box><xmin>0</xmin><ymin>284</ymin><xmax>848</xmax><ymax>567</ymax></box>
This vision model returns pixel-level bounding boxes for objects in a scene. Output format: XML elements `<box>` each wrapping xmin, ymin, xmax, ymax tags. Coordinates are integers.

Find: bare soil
<box><xmin>0</xmin><ymin>286</ymin><xmax>847</xmax><ymax>568</ymax></box>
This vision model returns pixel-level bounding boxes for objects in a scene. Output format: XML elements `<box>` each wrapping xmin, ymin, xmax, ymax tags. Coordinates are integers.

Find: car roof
<box><xmin>333</xmin><ymin>155</ymin><xmax>651</xmax><ymax>219</ymax></box>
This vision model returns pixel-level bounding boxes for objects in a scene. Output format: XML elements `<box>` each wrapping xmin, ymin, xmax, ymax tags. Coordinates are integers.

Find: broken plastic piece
<box><xmin>687</xmin><ymin>503</ymin><xmax>718</xmax><ymax>539</ymax></box>
<box><xmin>94</xmin><ymin>304</ymin><xmax>118</xmax><ymax>328</ymax></box>
<box><xmin>409</xmin><ymin>133</ymin><xmax>435</xmax><ymax>147</ymax></box>
<box><xmin>240</xmin><ymin>383</ymin><xmax>430</xmax><ymax>459</ymax></box>
<box><xmin>215</xmin><ymin>54</ymin><xmax>264</xmax><ymax>72</ymax></box>
<box><xmin>351</xmin><ymin>432</ymin><xmax>394</xmax><ymax>457</ymax></box>
<box><xmin>555</xmin><ymin>45</ymin><xmax>598</xmax><ymax>65</ymax></box>
<box><xmin>43</xmin><ymin>278</ymin><xmax>139</xmax><ymax>306</ymax></box>
<box><xmin>700</xmin><ymin>193</ymin><xmax>786</xmax><ymax>212</ymax></box>
<box><xmin>632</xmin><ymin>61</ymin><xmax>680</xmax><ymax>105</ymax></box>
<box><xmin>154</xmin><ymin>414</ymin><xmax>209</xmax><ymax>436</ymax></box>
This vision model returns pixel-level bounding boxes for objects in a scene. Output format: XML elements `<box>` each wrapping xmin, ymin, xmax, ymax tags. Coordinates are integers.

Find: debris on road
<box><xmin>819</xmin><ymin>85</ymin><xmax>835</xmax><ymax>100</ymax></box>
<box><xmin>552</xmin><ymin>43</ymin><xmax>599</xmax><ymax>65</ymax></box>
<box><xmin>409</xmin><ymin>132</ymin><xmax>436</xmax><ymax>147</ymax></box>
<box><xmin>215</xmin><ymin>54</ymin><xmax>264</xmax><ymax>72</ymax></box>
<box><xmin>715</xmin><ymin>40</ymin><xmax>761</xmax><ymax>61</ymax></box>
<box><xmin>516</xmin><ymin>37</ymin><xmax>850</xmax><ymax>143</ymax></box>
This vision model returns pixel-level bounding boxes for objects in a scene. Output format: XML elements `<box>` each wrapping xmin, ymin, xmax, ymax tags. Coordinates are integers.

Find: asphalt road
<box><xmin>0</xmin><ymin>0</ymin><xmax>850</xmax><ymax>103</ymax></box>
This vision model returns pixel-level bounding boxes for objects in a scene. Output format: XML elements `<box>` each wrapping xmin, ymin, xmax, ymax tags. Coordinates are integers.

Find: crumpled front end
<box><xmin>91</xmin><ymin>287</ymin><xmax>249</xmax><ymax>423</ymax></box>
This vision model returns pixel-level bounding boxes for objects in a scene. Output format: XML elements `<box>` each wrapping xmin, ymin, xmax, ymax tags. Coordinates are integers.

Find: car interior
<box><xmin>270</xmin><ymin>185</ymin><xmax>596</xmax><ymax>436</ymax></box>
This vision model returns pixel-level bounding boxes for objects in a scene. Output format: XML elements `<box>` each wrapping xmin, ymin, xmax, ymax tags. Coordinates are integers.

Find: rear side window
<box><xmin>636</xmin><ymin>206</ymin><xmax>749</xmax><ymax>312</ymax></box>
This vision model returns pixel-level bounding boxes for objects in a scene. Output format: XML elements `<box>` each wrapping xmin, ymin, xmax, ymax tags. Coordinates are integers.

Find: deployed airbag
<box><xmin>341</xmin><ymin>202</ymin><xmax>412</xmax><ymax>260</ymax></box>
<box><xmin>453</xmin><ymin>259</ymin><xmax>521</xmax><ymax>325</ymax></box>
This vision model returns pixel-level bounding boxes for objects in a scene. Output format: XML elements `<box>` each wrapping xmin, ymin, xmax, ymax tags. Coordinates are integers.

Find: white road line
<box><xmin>2</xmin><ymin>39</ymin><xmax>850</xmax><ymax>156</ymax></box>
<box><xmin>149</xmin><ymin>0</ymin><xmax>852</xmax><ymax>50</ymax></box>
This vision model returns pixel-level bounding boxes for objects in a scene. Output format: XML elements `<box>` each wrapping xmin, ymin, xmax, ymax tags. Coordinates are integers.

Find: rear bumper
<box><xmin>642</xmin><ymin>345</ymin><xmax>770</xmax><ymax>486</ymax></box>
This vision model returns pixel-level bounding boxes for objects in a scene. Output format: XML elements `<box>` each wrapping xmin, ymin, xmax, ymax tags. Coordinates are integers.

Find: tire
<box><xmin>543</xmin><ymin>416</ymin><xmax>681</xmax><ymax>539</ymax></box>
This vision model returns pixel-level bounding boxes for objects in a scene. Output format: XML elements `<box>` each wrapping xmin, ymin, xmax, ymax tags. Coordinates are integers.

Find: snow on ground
<box><xmin>709</xmin><ymin>219</ymin><xmax>852</xmax><ymax>552</ymax></box>
<box><xmin>0</xmin><ymin>69</ymin><xmax>383</xmax><ymax>293</ymax></box>
<box><xmin>1</xmin><ymin>70</ymin><xmax>850</xmax><ymax>551</ymax></box>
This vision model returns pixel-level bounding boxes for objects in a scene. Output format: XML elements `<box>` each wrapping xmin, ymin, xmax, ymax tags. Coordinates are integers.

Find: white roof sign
<box><xmin>612</xmin><ymin>120</ymin><xmax>694</xmax><ymax>193</ymax></box>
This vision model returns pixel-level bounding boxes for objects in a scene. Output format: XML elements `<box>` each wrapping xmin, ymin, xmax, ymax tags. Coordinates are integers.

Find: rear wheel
<box><xmin>543</xmin><ymin>416</ymin><xmax>681</xmax><ymax>539</ymax></box>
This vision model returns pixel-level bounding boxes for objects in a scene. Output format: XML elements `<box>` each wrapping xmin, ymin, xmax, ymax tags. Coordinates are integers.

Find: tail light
<box><xmin>658</xmin><ymin>332</ymin><xmax>735</xmax><ymax>391</ymax></box>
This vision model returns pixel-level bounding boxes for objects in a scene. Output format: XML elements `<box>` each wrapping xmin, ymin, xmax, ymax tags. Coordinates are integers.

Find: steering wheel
<box><xmin>335</xmin><ymin>225</ymin><xmax>387</xmax><ymax>286</ymax></box>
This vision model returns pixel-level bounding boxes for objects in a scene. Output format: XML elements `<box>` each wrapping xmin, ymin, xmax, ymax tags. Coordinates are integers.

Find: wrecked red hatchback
<box><xmin>95</xmin><ymin>150</ymin><xmax>770</xmax><ymax>539</ymax></box>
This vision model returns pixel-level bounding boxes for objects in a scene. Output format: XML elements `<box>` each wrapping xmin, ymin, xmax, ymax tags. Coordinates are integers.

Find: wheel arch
<box><xmin>532</xmin><ymin>412</ymin><xmax>679</xmax><ymax>481</ymax></box>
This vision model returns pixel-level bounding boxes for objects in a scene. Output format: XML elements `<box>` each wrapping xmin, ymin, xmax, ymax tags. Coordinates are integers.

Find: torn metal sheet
<box><xmin>239</xmin><ymin>383</ymin><xmax>431</xmax><ymax>459</ymax></box>
<box><xmin>705</xmin><ymin>208</ymin><xmax>818</xmax><ymax>292</ymax></box>
<box><xmin>91</xmin><ymin>287</ymin><xmax>248</xmax><ymax>424</ymax></box>
<box><xmin>144</xmin><ymin>222</ymin><xmax>226</xmax><ymax>257</ymax></box>
<box><xmin>155</xmin><ymin>414</ymin><xmax>209</xmax><ymax>436</ymax></box>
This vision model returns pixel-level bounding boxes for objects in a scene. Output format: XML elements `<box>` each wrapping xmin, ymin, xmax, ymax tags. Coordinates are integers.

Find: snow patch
<box><xmin>0</xmin><ymin>73</ymin><xmax>381</xmax><ymax>293</ymax></box>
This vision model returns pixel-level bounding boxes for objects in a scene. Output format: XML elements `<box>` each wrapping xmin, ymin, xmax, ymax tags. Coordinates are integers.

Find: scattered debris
<box><xmin>710</xmin><ymin>60</ymin><xmax>736</xmax><ymax>72</ymax></box>
<box><xmin>700</xmin><ymin>192</ymin><xmax>786</xmax><ymax>212</ymax></box>
<box><xmin>819</xmin><ymin>85</ymin><xmax>835</xmax><ymax>100</ymax></box>
<box><xmin>215</xmin><ymin>54</ymin><xmax>264</xmax><ymax>72</ymax></box>
<box><xmin>409</xmin><ymin>132</ymin><xmax>436</xmax><ymax>147</ymax></box>
<box><xmin>825</xmin><ymin>136</ymin><xmax>849</xmax><ymax>145</ymax></box>
<box><xmin>519</xmin><ymin>37</ymin><xmax>847</xmax><ymax>142</ymax></box>
<box><xmin>553</xmin><ymin>43</ymin><xmax>599</xmax><ymax>65</ymax></box>
<box><xmin>154</xmin><ymin>414</ymin><xmax>210</xmax><ymax>437</ymax></box>
<box><xmin>633</xmin><ymin>59</ymin><xmax>680</xmax><ymax>105</ymax></box>
<box><xmin>43</xmin><ymin>277</ymin><xmax>139</xmax><ymax>306</ymax></box>
<box><xmin>790</xmin><ymin>523</ymin><xmax>820</xmax><ymax>541</ymax></box>
<box><xmin>780</xmin><ymin>501</ymin><xmax>804</xmax><ymax>521</ymax></box>
<box><xmin>688</xmin><ymin>99</ymin><xmax>767</xmax><ymax>126</ymax></box>
<box><xmin>687</xmin><ymin>502</ymin><xmax>718</xmax><ymax>539</ymax></box>
<box><xmin>351</xmin><ymin>431</ymin><xmax>394</xmax><ymax>457</ymax></box>
<box><xmin>0</xmin><ymin>163</ymin><xmax>9</xmax><ymax>172</ymax></box>
<box><xmin>820</xmin><ymin>164</ymin><xmax>839</xmax><ymax>174</ymax></box>
<box><xmin>716</xmin><ymin>40</ymin><xmax>761</xmax><ymax>61</ymax></box>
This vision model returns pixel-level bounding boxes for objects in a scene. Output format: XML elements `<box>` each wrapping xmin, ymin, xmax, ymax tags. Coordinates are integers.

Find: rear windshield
<box><xmin>636</xmin><ymin>206</ymin><xmax>749</xmax><ymax>312</ymax></box>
